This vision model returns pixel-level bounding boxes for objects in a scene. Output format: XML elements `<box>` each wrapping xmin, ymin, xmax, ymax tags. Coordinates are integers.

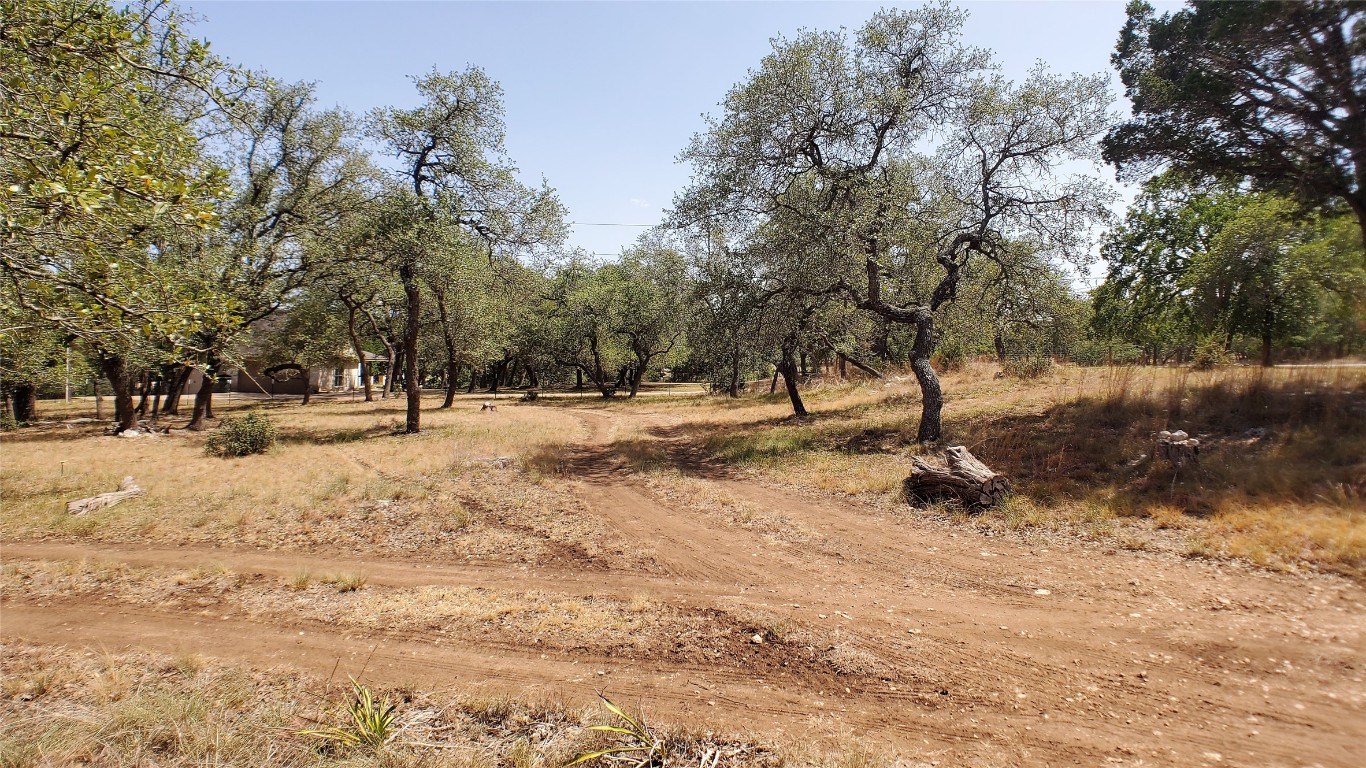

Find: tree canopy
<box><xmin>1104</xmin><ymin>0</ymin><xmax>1366</xmax><ymax>242</ymax></box>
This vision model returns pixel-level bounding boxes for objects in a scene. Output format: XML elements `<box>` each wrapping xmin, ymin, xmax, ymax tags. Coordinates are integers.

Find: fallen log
<box><xmin>904</xmin><ymin>446</ymin><xmax>1011</xmax><ymax>510</ymax></box>
<box><xmin>67</xmin><ymin>476</ymin><xmax>144</xmax><ymax>515</ymax></box>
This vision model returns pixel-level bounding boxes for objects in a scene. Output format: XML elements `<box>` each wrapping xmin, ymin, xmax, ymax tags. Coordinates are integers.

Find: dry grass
<box><xmin>0</xmin><ymin>643</ymin><xmax>821</xmax><ymax>768</ymax></box>
<box><xmin>5</xmin><ymin>365</ymin><xmax>1363</xmax><ymax>578</ymax></box>
<box><xmin>0</xmin><ymin>393</ymin><xmax>653</xmax><ymax>569</ymax></box>
<box><xmin>595</xmin><ymin>363</ymin><xmax>1366</xmax><ymax>577</ymax></box>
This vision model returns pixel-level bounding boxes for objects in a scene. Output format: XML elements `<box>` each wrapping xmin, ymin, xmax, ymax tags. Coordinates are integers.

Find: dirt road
<box><xmin>4</xmin><ymin>406</ymin><xmax>1363</xmax><ymax>766</ymax></box>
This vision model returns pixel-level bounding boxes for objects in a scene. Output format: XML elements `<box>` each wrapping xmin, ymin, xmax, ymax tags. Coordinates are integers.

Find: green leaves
<box><xmin>1</xmin><ymin>0</ymin><xmax>236</xmax><ymax>359</ymax></box>
<box><xmin>298</xmin><ymin>678</ymin><xmax>398</xmax><ymax>753</ymax></box>
<box><xmin>564</xmin><ymin>694</ymin><xmax>669</xmax><ymax>767</ymax></box>
<box><xmin>1103</xmin><ymin>1</ymin><xmax>1366</xmax><ymax>241</ymax></box>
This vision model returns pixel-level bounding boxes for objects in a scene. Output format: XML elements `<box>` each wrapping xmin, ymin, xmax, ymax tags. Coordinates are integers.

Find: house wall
<box><xmin>229</xmin><ymin>362</ymin><xmax>363</xmax><ymax>395</ymax></box>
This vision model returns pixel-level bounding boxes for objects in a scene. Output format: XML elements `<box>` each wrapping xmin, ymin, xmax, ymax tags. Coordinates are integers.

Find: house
<box><xmin>232</xmin><ymin>350</ymin><xmax>387</xmax><ymax>394</ymax></box>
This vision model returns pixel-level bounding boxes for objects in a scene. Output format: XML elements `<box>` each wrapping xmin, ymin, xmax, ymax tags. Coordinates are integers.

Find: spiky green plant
<box><xmin>565</xmin><ymin>694</ymin><xmax>669</xmax><ymax>767</ymax></box>
<box><xmin>298</xmin><ymin>678</ymin><xmax>397</xmax><ymax>752</ymax></box>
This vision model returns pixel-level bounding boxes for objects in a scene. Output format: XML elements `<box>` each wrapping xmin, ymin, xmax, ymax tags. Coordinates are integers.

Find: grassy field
<box><xmin>5</xmin><ymin>363</ymin><xmax>1364</xmax><ymax>574</ymax></box>
<box><xmin>4</xmin><ymin>363</ymin><xmax>1364</xmax><ymax>766</ymax></box>
<box><xmin>633</xmin><ymin>363</ymin><xmax>1366</xmax><ymax>576</ymax></box>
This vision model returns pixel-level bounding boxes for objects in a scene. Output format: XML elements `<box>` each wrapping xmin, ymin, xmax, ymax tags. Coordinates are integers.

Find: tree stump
<box><xmin>904</xmin><ymin>446</ymin><xmax>1011</xmax><ymax>510</ymax></box>
<box><xmin>67</xmin><ymin>476</ymin><xmax>144</xmax><ymax>515</ymax></box>
<box><xmin>1156</xmin><ymin>430</ymin><xmax>1200</xmax><ymax>467</ymax></box>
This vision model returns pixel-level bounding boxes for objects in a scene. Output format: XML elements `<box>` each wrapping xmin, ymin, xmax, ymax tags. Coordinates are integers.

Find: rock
<box><xmin>118</xmin><ymin>429</ymin><xmax>142</xmax><ymax>438</ymax></box>
<box><xmin>1034</xmin><ymin>588</ymin><xmax>1051</xmax><ymax>596</ymax></box>
<box><xmin>751</xmin><ymin>633</ymin><xmax>764</xmax><ymax>644</ymax></box>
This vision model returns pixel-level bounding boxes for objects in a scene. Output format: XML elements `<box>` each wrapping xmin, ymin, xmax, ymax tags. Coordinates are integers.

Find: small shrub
<box><xmin>1001</xmin><ymin>355</ymin><xmax>1053</xmax><ymax>379</ymax></box>
<box><xmin>298</xmin><ymin>678</ymin><xmax>397</xmax><ymax>753</ymax></box>
<box><xmin>204</xmin><ymin>411</ymin><xmax>277</xmax><ymax>457</ymax></box>
<box><xmin>1190</xmin><ymin>336</ymin><xmax>1232</xmax><ymax>370</ymax></box>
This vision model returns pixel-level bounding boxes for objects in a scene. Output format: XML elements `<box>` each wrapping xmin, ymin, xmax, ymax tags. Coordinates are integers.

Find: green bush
<box><xmin>1001</xmin><ymin>355</ymin><xmax>1053</xmax><ymax>379</ymax></box>
<box><xmin>1190</xmin><ymin>337</ymin><xmax>1232</xmax><ymax>370</ymax></box>
<box><xmin>205</xmin><ymin>411</ymin><xmax>277</xmax><ymax>457</ymax></box>
<box><xmin>931</xmin><ymin>341</ymin><xmax>968</xmax><ymax>372</ymax></box>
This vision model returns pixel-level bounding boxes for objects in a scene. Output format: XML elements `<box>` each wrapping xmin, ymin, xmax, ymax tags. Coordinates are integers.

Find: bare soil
<box><xmin>4</xmin><ymin>403</ymin><xmax>1363</xmax><ymax>767</ymax></box>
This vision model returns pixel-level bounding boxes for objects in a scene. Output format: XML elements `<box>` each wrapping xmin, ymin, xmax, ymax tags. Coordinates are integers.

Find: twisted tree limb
<box><xmin>67</xmin><ymin>476</ymin><xmax>144</xmax><ymax>515</ymax></box>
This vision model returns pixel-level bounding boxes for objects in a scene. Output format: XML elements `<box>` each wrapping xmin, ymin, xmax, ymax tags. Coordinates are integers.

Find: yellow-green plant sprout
<box><xmin>298</xmin><ymin>678</ymin><xmax>397</xmax><ymax>753</ymax></box>
<box><xmin>565</xmin><ymin>693</ymin><xmax>669</xmax><ymax>767</ymax></box>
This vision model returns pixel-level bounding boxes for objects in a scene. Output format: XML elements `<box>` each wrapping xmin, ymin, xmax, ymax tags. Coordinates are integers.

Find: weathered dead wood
<box><xmin>904</xmin><ymin>445</ymin><xmax>1011</xmax><ymax>509</ymax></box>
<box><xmin>1156</xmin><ymin>430</ymin><xmax>1200</xmax><ymax>467</ymax></box>
<box><xmin>67</xmin><ymin>476</ymin><xmax>144</xmax><ymax>515</ymax></box>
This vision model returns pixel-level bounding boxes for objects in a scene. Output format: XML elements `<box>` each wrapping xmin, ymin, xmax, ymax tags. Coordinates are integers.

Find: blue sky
<box><xmin>184</xmin><ymin>1</ymin><xmax>1154</xmax><ymax>260</ymax></box>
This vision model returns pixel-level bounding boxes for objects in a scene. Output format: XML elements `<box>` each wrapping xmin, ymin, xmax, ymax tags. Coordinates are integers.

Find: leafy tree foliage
<box><xmin>1104</xmin><ymin>1</ymin><xmax>1366</xmax><ymax>242</ymax></box>
<box><xmin>369</xmin><ymin>67</ymin><xmax>566</xmax><ymax>432</ymax></box>
<box><xmin>1094</xmin><ymin>175</ymin><xmax>1365</xmax><ymax>365</ymax></box>
<box><xmin>677</xmin><ymin>6</ymin><xmax>1112</xmax><ymax>438</ymax></box>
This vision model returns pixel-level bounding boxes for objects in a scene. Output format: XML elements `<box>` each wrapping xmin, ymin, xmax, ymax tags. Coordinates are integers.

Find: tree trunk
<box><xmin>769</xmin><ymin>368</ymin><xmax>779</xmax><ymax>394</ymax></box>
<box><xmin>346</xmin><ymin>306</ymin><xmax>374</xmax><ymax>402</ymax></box>
<box><xmin>872</xmin><ymin>318</ymin><xmax>891</xmax><ymax>362</ymax></box>
<box><xmin>1261</xmin><ymin>332</ymin><xmax>1274</xmax><ymax>367</ymax></box>
<box><xmin>93</xmin><ymin>376</ymin><xmax>103</xmax><ymax>420</ymax></box>
<box><xmin>628</xmin><ymin>359</ymin><xmax>646</xmax><ymax>398</ymax></box>
<box><xmin>11</xmin><ymin>383</ymin><xmax>37</xmax><ymax>423</ymax></box>
<box><xmin>575</xmin><ymin>368</ymin><xmax>584</xmax><ymax>390</ymax></box>
<box><xmin>159</xmin><ymin>365</ymin><xmax>182</xmax><ymax>415</ymax></box>
<box><xmin>909</xmin><ymin>317</ymin><xmax>943</xmax><ymax>443</ymax></box>
<box><xmin>400</xmin><ymin>266</ymin><xmax>422</xmax><ymax>434</ymax></box>
<box><xmin>842</xmin><ymin>352</ymin><xmax>884</xmax><ymax>378</ymax></box>
<box><xmin>101</xmin><ymin>356</ymin><xmax>136</xmax><ymax>433</ymax></box>
<box><xmin>134</xmin><ymin>371</ymin><xmax>150</xmax><ymax>417</ymax></box>
<box><xmin>162</xmin><ymin>365</ymin><xmax>191</xmax><ymax>415</ymax></box>
<box><xmin>391</xmin><ymin>347</ymin><xmax>405</xmax><ymax>392</ymax></box>
<box><xmin>186</xmin><ymin>352</ymin><xmax>218</xmax><ymax>431</ymax></box>
<box><xmin>993</xmin><ymin>331</ymin><xmax>1007</xmax><ymax>363</ymax></box>
<box><xmin>779</xmin><ymin>351</ymin><xmax>807</xmax><ymax>417</ymax></box>
<box><xmin>526</xmin><ymin>365</ymin><xmax>539</xmax><ymax>389</ymax></box>
<box><xmin>441</xmin><ymin>361</ymin><xmax>460</xmax><ymax>408</ymax></box>
<box><xmin>149</xmin><ymin>375</ymin><xmax>163</xmax><ymax>423</ymax></box>
<box><xmin>187</xmin><ymin>378</ymin><xmax>213</xmax><ymax>430</ymax></box>
<box><xmin>728</xmin><ymin>346</ymin><xmax>741</xmax><ymax>398</ymax></box>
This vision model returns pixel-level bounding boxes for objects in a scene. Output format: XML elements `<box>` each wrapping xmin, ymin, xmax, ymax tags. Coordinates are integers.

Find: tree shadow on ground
<box><xmin>630</xmin><ymin>375</ymin><xmax>1366</xmax><ymax>517</ymax></box>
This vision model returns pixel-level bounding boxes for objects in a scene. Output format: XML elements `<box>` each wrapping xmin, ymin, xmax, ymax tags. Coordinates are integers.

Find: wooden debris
<box><xmin>67</xmin><ymin>476</ymin><xmax>144</xmax><ymax>515</ymax></box>
<box><xmin>904</xmin><ymin>445</ymin><xmax>1012</xmax><ymax>510</ymax></box>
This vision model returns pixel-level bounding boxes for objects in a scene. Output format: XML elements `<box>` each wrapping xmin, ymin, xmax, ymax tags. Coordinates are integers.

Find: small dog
<box><xmin>480</xmin><ymin>401</ymin><xmax>497</xmax><ymax>412</ymax></box>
